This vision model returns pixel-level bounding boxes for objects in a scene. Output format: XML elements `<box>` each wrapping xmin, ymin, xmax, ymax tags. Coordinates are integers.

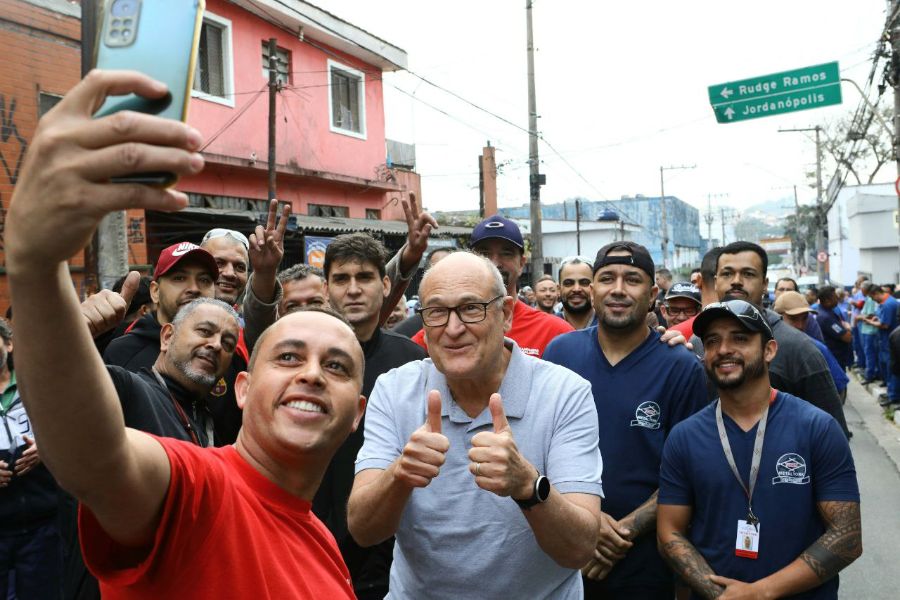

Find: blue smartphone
<box><xmin>93</xmin><ymin>0</ymin><xmax>205</xmax><ymax>186</ymax></box>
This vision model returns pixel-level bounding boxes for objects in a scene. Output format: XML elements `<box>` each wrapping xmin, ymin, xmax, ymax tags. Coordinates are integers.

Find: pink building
<box><xmin>148</xmin><ymin>0</ymin><xmax>421</xmax><ymax>263</ymax></box>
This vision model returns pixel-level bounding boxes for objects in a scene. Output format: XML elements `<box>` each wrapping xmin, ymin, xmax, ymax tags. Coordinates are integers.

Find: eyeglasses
<box><xmin>664</xmin><ymin>304</ymin><xmax>699</xmax><ymax>317</ymax></box>
<box><xmin>202</xmin><ymin>228</ymin><xmax>250</xmax><ymax>251</ymax></box>
<box><xmin>416</xmin><ymin>295</ymin><xmax>505</xmax><ymax>327</ymax></box>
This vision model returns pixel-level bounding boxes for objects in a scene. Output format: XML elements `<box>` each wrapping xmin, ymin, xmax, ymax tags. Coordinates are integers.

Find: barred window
<box><xmin>328</xmin><ymin>60</ymin><xmax>366</xmax><ymax>138</ymax></box>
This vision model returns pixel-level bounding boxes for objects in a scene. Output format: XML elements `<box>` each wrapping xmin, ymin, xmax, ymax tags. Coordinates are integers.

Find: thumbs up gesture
<box><xmin>81</xmin><ymin>270</ymin><xmax>141</xmax><ymax>338</ymax></box>
<box><xmin>395</xmin><ymin>390</ymin><xmax>450</xmax><ymax>488</ymax></box>
<box><xmin>468</xmin><ymin>394</ymin><xmax>537</xmax><ymax>498</ymax></box>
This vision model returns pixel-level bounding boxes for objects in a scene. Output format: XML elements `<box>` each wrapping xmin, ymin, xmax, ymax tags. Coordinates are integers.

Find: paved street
<box><xmin>837</xmin><ymin>379</ymin><xmax>900</xmax><ymax>599</ymax></box>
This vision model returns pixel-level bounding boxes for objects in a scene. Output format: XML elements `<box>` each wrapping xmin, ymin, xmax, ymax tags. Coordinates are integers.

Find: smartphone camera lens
<box><xmin>109</xmin><ymin>29</ymin><xmax>120</xmax><ymax>38</ymax></box>
<box><xmin>111</xmin><ymin>0</ymin><xmax>137</xmax><ymax>18</ymax></box>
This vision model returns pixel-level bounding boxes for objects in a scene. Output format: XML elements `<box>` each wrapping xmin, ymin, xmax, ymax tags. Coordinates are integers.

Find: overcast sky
<box><xmin>312</xmin><ymin>0</ymin><xmax>891</xmax><ymax>220</ymax></box>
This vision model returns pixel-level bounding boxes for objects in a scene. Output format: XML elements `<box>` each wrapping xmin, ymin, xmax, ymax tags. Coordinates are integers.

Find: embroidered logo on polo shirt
<box><xmin>630</xmin><ymin>401</ymin><xmax>661</xmax><ymax>430</ymax></box>
<box><xmin>211</xmin><ymin>377</ymin><xmax>227</xmax><ymax>397</ymax></box>
<box><xmin>772</xmin><ymin>453</ymin><xmax>810</xmax><ymax>485</ymax></box>
<box><xmin>521</xmin><ymin>347</ymin><xmax>540</xmax><ymax>356</ymax></box>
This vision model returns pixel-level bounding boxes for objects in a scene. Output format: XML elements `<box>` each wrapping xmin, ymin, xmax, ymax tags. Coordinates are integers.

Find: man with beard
<box><xmin>413</xmin><ymin>215</ymin><xmax>573</xmax><ymax>357</ymax></box>
<box><xmin>556</xmin><ymin>256</ymin><xmax>597</xmax><ymax>330</ymax></box>
<box><xmin>534</xmin><ymin>275</ymin><xmax>559</xmax><ymax>314</ymax></box>
<box><xmin>544</xmin><ymin>241</ymin><xmax>707</xmax><ymax>599</ymax></box>
<box><xmin>103</xmin><ymin>242</ymin><xmax>218</xmax><ymax>370</ymax></box>
<box><xmin>201</xmin><ymin>228</ymin><xmax>250</xmax><ymax>308</ymax></box>
<box><xmin>714</xmin><ymin>242</ymin><xmax>849</xmax><ymax>437</ymax></box>
<box><xmin>102</xmin><ymin>242</ymin><xmax>251</xmax><ymax>445</ymax></box>
<box><xmin>658</xmin><ymin>300</ymin><xmax>861</xmax><ymax>599</ymax></box>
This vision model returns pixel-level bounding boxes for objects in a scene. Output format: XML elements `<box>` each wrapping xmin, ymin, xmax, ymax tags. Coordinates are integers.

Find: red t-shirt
<box><xmin>670</xmin><ymin>314</ymin><xmax>696</xmax><ymax>339</ymax></box>
<box><xmin>80</xmin><ymin>437</ymin><xmax>355</xmax><ymax>599</ymax></box>
<box><xmin>412</xmin><ymin>300</ymin><xmax>573</xmax><ymax>358</ymax></box>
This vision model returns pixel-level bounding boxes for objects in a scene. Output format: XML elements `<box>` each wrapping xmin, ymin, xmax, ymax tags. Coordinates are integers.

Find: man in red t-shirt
<box><xmin>413</xmin><ymin>215</ymin><xmax>572</xmax><ymax>357</ymax></box>
<box><xmin>6</xmin><ymin>71</ymin><xmax>368</xmax><ymax>599</ymax></box>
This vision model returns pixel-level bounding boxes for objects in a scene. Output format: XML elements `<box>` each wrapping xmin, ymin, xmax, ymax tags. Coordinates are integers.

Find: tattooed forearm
<box><xmin>800</xmin><ymin>501</ymin><xmax>862</xmax><ymax>582</ymax></box>
<box><xmin>625</xmin><ymin>490</ymin><xmax>659</xmax><ymax>540</ymax></box>
<box><xmin>660</xmin><ymin>532</ymin><xmax>724</xmax><ymax>600</ymax></box>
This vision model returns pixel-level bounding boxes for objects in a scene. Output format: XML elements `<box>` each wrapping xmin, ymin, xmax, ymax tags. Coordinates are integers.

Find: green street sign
<box><xmin>708</xmin><ymin>62</ymin><xmax>842</xmax><ymax>123</ymax></box>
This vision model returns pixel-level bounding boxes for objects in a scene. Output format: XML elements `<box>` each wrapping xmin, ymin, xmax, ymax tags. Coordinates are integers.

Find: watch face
<box><xmin>536</xmin><ymin>475</ymin><xmax>551</xmax><ymax>502</ymax></box>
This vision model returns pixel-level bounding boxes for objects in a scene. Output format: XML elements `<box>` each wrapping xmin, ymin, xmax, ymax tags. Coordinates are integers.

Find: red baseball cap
<box><xmin>153</xmin><ymin>242</ymin><xmax>219</xmax><ymax>281</ymax></box>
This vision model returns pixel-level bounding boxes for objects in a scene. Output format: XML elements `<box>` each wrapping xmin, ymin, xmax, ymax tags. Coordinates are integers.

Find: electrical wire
<box><xmin>199</xmin><ymin>85</ymin><xmax>268</xmax><ymax>151</ymax></box>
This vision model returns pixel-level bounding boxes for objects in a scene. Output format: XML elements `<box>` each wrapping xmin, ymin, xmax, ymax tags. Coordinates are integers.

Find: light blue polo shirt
<box><xmin>356</xmin><ymin>339</ymin><xmax>603</xmax><ymax>600</ymax></box>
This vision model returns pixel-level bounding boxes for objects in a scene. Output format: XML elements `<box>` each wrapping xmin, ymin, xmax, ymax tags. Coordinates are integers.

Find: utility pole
<box><xmin>575</xmin><ymin>199</ymin><xmax>582</xmax><ymax>255</ymax></box>
<box><xmin>892</xmin><ymin>2</ymin><xmax>900</xmax><ymax>283</ymax></box>
<box><xmin>267</xmin><ymin>38</ymin><xmax>278</xmax><ymax>202</ymax></box>
<box><xmin>778</xmin><ymin>126</ymin><xmax>826</xmax><ymax>285</ymax></box>
<box><xmin>705</xmin><ymin>195</ymin><xmax>715</xmax><ymax>243</ymax></box>
<box><xmin>659</xmin><ymin>164</ymin><xmax>696</xmax><ymax>268</ymax></box>
<box><xmin>720</xmin><ymin>206</ymin><xmax>727</xmax><ymax>245</ymax></box>
<box><xmin>526</xmin><ymin>0</ymin><xmax>545</xmax><ymax>281</ymax></box>
<box><xmin>82</xmin><ymin>0</ymin><xmax>128</xmax><ymax>292</ymax></box>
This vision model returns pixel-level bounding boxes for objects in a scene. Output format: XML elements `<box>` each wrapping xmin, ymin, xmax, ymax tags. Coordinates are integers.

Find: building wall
<box><xmin>502</xmin><ymin>196</ymin><xmax>701</xmax><ymax>269</ymax></box>
<box><xmin>188</xmin><ymin>0</ymin><xmax>388</xmax><ymax>185</ymax></box>
<box><xmin>847</xmin><ymin>191</ymin><xmax>899</xmax><ymax>284</ymax></box>
<box><xmin>829</xmin><ymin>183</ymin><xmax>893</xmax><ymax>285</ymax></box>
<box><xmin>0</xmin><ymin>0</ymin><xmax>83</xmax><ymax>310</ymax></box>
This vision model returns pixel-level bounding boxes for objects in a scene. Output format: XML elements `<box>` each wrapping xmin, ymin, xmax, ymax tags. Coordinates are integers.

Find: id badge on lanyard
<box><xmin>715</xmin><ymin>388</ymin><xmax>776</xmax><ymax>560</ymax></box>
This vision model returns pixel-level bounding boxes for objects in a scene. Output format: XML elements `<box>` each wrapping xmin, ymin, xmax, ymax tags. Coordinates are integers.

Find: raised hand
<box><xmin>398</xmin><ymin>195</ymin><xmax>438</xmax><ymax>274</ymax></box>
<box><xmin>249</xmin><ymin>199</ymin><xmax>289</xmax><ymax>275</ymax></box>
<box><xmin>394</xmin><ymin>390</ymin><xmax>449</xmax><ymax>488</ymax></box>
<box><xmin>81</xmin><ymin>270</ymin><xmax>140</xmax><ymax>337</ymax></box>
<box><xmin>6</xmin><ymin>70</ymin><xmax>203</xmax><ymax>272</ymax></box>
<box><xmin>468</xmin><ymin>394</ymin><xmax>537</xmax><ymax>498</ymax></box>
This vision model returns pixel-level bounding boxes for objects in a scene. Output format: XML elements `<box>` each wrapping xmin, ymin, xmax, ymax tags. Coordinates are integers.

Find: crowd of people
<box><xmin>0</xmin><ymin>71</ymin><xmax>866</xmax><ymax>599</ymax></box>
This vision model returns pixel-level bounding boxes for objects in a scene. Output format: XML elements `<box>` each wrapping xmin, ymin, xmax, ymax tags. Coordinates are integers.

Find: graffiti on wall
<box><xmin>0</xmin><ymin>95</ymin><xmax>28</xmax><ymax>186</ymax></box>
<box><xmin>0</xmin><ymin>95</ymin><xmax>30</xmax><ymax>259</ymax></box>
<box><xmin>128</xmin><ymin>217</ymin><xmax>145</xmax><ymax>244</ymax></box>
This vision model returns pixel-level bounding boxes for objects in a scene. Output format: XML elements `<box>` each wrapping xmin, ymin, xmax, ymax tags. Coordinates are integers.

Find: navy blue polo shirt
<box><xmin>544</xmin><ymin>327</ymin><xmax>707</xmax><ymax>590</ymax></box>
<box><xmin>659</xmin><ymin>392</ymin><xmax>859</xmax><ymax>600</ymax></box>
<box><xmin>878</xmin><ymin>295</ymin><xmax>900</xmax><ymax>348</ymax></box>
<box><xmin>816</xmin><ymin>309</ymin><xmax>852</xmax><ymax>369</ymax></box>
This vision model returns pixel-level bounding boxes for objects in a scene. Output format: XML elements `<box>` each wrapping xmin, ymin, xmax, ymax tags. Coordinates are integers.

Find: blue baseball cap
<box><xmin>469</xmin><ymin>215</ymin><xmax>524</xmax><ymax>250</ymax></box>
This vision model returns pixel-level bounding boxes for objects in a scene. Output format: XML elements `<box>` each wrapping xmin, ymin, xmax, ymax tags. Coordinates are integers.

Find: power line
<box><xmin>200</xmin><ymin>85</ymin><xmax>268</xmax><ymax>151</ymax></box>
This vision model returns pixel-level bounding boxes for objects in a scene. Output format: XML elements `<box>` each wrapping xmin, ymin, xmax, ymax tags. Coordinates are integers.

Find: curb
<box><xmin>846</xmin><ymin>374</ymin><xmax>900</xmax><ymax>474</ymax></box>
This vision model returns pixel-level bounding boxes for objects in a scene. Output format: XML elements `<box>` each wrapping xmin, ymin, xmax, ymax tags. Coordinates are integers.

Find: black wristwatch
<box><xmin>514</xmin><ymin>475</ymin><xmax>551</xmax><ymax>510</ymax></box>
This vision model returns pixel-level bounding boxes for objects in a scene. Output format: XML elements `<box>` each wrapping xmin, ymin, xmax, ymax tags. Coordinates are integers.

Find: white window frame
<box><xmin>327</xmin><ymin>59</ymin><xmax>367</xmax><ymax>140</ymax></box>
<box><xmin>191</xmin><ymin>11</ymin><xmax>235</xmax><ymax>108</ymax></box>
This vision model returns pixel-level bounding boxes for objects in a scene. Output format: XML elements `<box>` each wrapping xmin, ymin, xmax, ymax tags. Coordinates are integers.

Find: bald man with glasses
<box><xmin>348</xmin><ymin>251</ymin><xmax>602</xmax><ymax>599</ymax></box>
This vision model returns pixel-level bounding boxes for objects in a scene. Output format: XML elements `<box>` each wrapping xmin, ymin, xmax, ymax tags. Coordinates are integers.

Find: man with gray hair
<box><xmin>348</xmin><ymin>251</ymin><xmax>603</xmax><ymax>598</ymax></box>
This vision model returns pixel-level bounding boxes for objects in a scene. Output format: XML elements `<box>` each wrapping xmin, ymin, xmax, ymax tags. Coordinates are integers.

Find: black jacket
<box><xmin>313</xmin><ymin>327</ymin><xmax>426</xmax><ymax>597</ymax></box>
<box><xmin>766</xmin><ymin>309</ymin><xmax>850</xmax><ymax>436</ymax></box>
<box><xmin>102</xmin><ymin>311</ymin><xmax>162</xmax><ymax>372</ymax></box>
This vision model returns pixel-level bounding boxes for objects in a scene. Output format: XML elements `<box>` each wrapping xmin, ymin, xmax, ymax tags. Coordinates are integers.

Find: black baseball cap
<box><xmin>693</xmin><ymin>299</ymin><xmax>774</xmax><ymax>341</ymax></box>
<box><xmin>469</xmin><ymin>215</ymin><xmax>524</xmax><ymax>250</ymax></box>
<box><xmin>592</xmin><ymin>241</ymin><xmax>654</xmax><ymax>278</ymax></box>
<box><xmin>665</xmin><ymin>282</ymin><xmax>701</xmax><ymax>305</ymax></box>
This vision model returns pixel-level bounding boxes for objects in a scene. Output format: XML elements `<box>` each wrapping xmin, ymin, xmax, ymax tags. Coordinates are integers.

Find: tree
<box><xmin>783</xmin><ymin>205</ymin><xmax>819</xmax><ymax>268</ymax></box>
<box><xmin>821</xmin><ymin>100</ymin><xmax>893</xmax><ymax>185</ymax></box>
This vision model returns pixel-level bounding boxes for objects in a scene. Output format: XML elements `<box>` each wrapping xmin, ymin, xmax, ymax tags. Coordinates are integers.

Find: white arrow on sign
<box><xmin>724</xmin><ymin>107</ymin><xmax>735</xmax><ymax>120</ymax></box>
<box><xmin>720</xmin><ymin>87</ymin><xmax>733</xmax><ymax>99</ymax></box>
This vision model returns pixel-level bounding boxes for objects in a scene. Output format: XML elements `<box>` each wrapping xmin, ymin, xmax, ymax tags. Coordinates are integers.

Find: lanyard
<box><xmin>151</xmin><ymin>368</ymin><xmax>213</xmax><ymax>447</ymax></box>
<box><xmin>714</xmin><ymin>388</ymin><xmax>776</xmax><ymax>527</ymax></box>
